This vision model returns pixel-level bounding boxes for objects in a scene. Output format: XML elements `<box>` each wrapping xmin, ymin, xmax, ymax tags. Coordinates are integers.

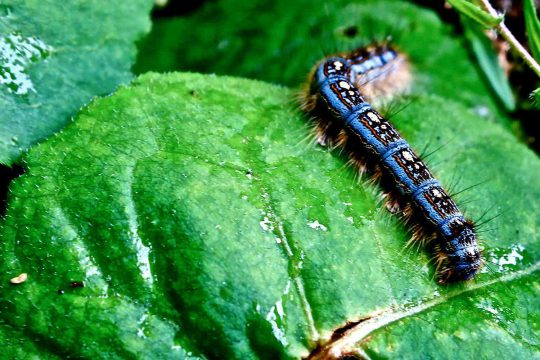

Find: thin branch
<box><xmin>478</xmin><ymin>0</ymin><xmax>540</xmax><ymax>78</ymax></box>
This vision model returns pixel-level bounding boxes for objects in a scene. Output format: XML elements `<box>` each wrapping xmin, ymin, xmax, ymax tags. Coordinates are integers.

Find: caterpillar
<box><xmin>301</xmin><ymin>44</ymin><xmax>482</xmax><ymax>283</ymax></box>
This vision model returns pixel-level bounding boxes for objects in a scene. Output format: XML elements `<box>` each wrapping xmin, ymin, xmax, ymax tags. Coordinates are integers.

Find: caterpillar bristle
<box><xmin>299</xmin><ymin>43</ymin><xmax>482</xmax><ymax>284</ymax></box>
<box><xmin>401</xmin><ymin>202</ymin><xmax>415</xmax><ymax>220</ymax></box>
<box><xmin>380</xmin><ymin>191</ymin><xmax>402</xmax><ymax>214</ymax></box>
<box><xmin>434</xmin><ymin>246</ymin><xmax>449</xmax><ymax>278</ymax></box>
<box><xmin>346</xmin><ymin>157</ymin><xmax>368</xmax><ymax>176</ymax></box>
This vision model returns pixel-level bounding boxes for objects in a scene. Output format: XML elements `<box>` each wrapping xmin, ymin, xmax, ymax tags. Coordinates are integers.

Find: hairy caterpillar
<box><xmin>301</xmin><ymin>44</ymin><xmax>481</xmax><ymax>283</ymax></box>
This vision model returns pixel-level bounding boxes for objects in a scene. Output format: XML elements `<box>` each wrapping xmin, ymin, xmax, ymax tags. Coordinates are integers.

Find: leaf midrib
<box><xmin>309</xmin><ymin>261</ymin><xmax>540</xmax><ymax>359</ymax></box>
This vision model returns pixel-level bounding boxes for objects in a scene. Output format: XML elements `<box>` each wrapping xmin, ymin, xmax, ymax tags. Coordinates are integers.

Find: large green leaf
<box><xmin>1</xmin><ymin>73</ymin><xmax>538</xmax><ymax>358</ymax></box>
<box><xmin>134</xmin><ymin>0</ymin><xmax>512</xmax><ymax>125</ymax></box>
<box><xmin>0</xmin><ymin>0</ymin><xmax>153</xmax><ymax>165</ymax></box>
<box><xmin>462</xmin><ymin>17</ymin><xmax>515</xmax><ymax>111</ymax></box>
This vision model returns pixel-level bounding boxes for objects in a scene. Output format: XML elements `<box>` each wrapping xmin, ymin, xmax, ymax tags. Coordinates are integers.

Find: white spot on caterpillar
<box><xmin>339</xmin><ymin>81</ymin><xmax>351</xmax><ymax>89</ymax></box>
<box><xmin>431</xmin><ymin>188</ymin><xmax>442</xmax><ymax>197</ymax></box>
<box><xmin>402</xmin><ymin>150</ymin><xmax>414</xmax><ymax>161</ymax></box>
<box><xmin>367</xmin><ymin>112</ymin><xmax>380</xmax><ymax>123</ymax></box>
<box><xmin>307</xmin><ymin>220</ymin><xmax>327</xmax><ymax>231</ymax></box>
<box><xmin>333</xmin><ymin>61</ymin><xmax>343</xmax><ymax>70</ymax></box>
<box><xmin>382</xmin><ymin>51</ymin><xmax>396</xmax><ymax>62</ymax></box>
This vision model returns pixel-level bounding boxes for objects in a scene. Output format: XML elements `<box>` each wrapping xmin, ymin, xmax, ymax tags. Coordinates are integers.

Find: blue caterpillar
<box><xmin>302</xmin><ymin>46</ymin><xmax>481</xmax><ymax>283</ymax></box>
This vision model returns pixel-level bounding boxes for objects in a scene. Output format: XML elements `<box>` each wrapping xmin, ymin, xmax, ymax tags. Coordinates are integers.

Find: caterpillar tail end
<box><xmin>437</xmin><ymin>261</ymin><xmax>482</xmax><ymax>284</ymax></box>
<box><xmin>436</xmin><ymin>251</ymin><xmax>483</xmax><ymax>284</ymax></box>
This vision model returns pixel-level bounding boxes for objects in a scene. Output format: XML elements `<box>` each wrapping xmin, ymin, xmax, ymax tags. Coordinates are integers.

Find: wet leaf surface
<box><xmin>0</xmin><ymin>0</ymin><xmax>153</xmax><ymax>165</ymax></box>
<box><xmin>1</xmin><ymin>72</ymin><xmax>538</xmax><ymax>359</ymax></box>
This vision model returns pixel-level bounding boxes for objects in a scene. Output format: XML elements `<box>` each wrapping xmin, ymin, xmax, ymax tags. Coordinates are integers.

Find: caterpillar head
<box><xmin>310</xmin><ymin>57</ymin><xmax>351</xmax><ymax>91</ymax></box>
<box><xmin>437</xmin><ymin>219</ymin><xmax>482</xmax><ymax>284</ymax></box>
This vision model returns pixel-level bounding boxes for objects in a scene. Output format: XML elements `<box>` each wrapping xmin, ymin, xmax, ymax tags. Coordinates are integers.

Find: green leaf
<box><xmin>1</xmin><ymin>72</ymin><xmax>538</xmax><ymax>358</ymax></box>
<box><xmin>447</xmin><ymin>0</ymin><xmax>503</xmax><ymax>28</ymax></box>
<box><xmin>0</xmin><ymin>0</ymin><xmax>153</xmax><ymax>166</ymax></box>
<box><xmin>134</xmin><ymin>0</ymin><xmax>512</xmax><ymax>128</ymax></box>
<box><xmin>532</xmin><ymin>87</ymin><xmax>540</xmax><ymax>109</ymax></box>
<box><xmin>462</xmin><ymin>17</ymin><xmax>516</xmax><ymax>110</ymax></box>
<box><xmin>524</xmin><ymin>0</ymin><xmax>540</xmax><ymax>62</ymax></box>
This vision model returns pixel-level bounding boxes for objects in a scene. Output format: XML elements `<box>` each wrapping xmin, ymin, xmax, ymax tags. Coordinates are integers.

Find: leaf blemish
<box><xmin>0</xmin><ymin>32</ymin><xmax>52</xmax><ymax>95</ymax></box>
<box><xmin>307</xmin><ymin>220</ymin><xmax>328</xmax><ymax>231</ymax></box>
<box><xmin>9</xmin><ymin>273</ymin><xmax>28</xmax><ymax>284</ymax></box>
<box><xmin>306</xmin><ymin>314</ymin><xmax>376</xmax><ymax>360</ymax></box>
<box><xmin>69</xmin><ymin>281</ymin><xmax>85</xmax><ymax>288</ymax></box>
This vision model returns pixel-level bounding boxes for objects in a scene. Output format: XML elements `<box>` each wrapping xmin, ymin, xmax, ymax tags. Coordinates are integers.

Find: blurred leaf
<box><xmin>1</xmin><ymin>72</ymin><xmax>539</xmax><ymax>359</ymax></box>
<box><xmin>524</xmin><ymin>0</ymin><xmax>540</xmax><ymax>62</ymax></box>
<box><xmin>0</xmin><ymin>0</ymin><xmax>153</xmax><ymax>165</ymax></box>
<box><xmin>462</xmin><ymin>17</ymin><xmax>515</xmax><ymax>110</ymax></box>
<box><xmin>134</xmin><ymin>0</ymin><xmax>513</xmax><ymax>128</ymax></box>
<box><xmin>447</xmin><ymin>0</ymin><xmax>503</xmax><ymax>28</ymax></box>
<box><xmin>532</xmin><ymin>87</ymin><xmax>540</xmax><ymax>109</ymax></box>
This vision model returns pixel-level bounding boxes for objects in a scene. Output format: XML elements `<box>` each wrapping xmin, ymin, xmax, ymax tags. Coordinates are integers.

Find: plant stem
<box><xmin>478</xmin><ymin>0</ymin><xmax>540</xmax><ymax>78</ymax></box>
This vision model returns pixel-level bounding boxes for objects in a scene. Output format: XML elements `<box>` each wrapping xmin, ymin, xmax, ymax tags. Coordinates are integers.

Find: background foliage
<box><xmin>0</xmin><ymin>0</ymin><xmax>153</xmax><ymax>165</ymax></box>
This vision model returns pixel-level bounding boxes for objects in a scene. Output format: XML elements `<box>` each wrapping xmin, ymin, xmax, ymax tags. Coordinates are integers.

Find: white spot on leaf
<box><xmin>0</xmin><ymin>32</ymin><xmax>52</xmax><ymax>95</ymax></box>
<box><xmin>307</xmin><ymin>220</ymin><xmax>327</xmax><ymax>231</ymax></box>
<box><xmin>489</xmin><ymin>244</ymin><xmax>525</xmax><ymax>271</ymax></box>
<box><xmin>259</xmin><ymin>216</ymin><xmax>273</xmax><ymax>231</ymax></box>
